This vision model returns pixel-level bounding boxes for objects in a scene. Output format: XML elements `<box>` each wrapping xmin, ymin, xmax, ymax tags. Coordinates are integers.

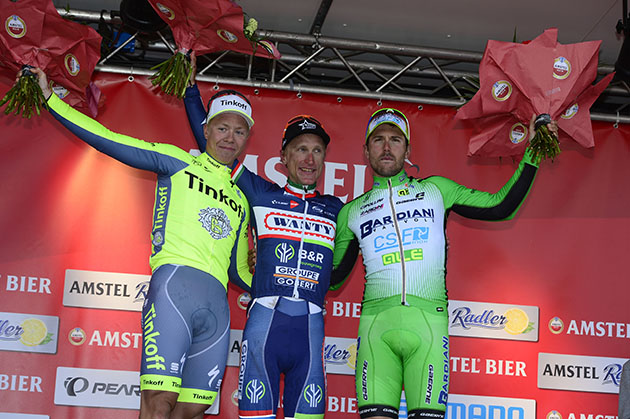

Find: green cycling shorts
<box><xmin>355</xmin><ymin>295</ymin><xmax>449</xmax><ymax>418</ymax></box>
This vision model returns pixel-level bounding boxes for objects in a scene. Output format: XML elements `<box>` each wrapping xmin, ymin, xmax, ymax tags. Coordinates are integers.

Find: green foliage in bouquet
<box><xmin>0</xmin><ymin>66</ymin><xmax>48</xmax><ymax>118</ymax></box>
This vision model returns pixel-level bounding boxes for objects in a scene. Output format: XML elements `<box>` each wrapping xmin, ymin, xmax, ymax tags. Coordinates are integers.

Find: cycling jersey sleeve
<box><xmin>47</xmin><ymin>93</ymin><xmax>189</xmax><ymax>176</ymax></box>
<box><xmin>330</xmin><ymin>202</ymin><xmax>360</xmax><ymax>290</ymax></box>
<box><xmin>228</xmin><ymin>204</ymin><xmax>253</xmax><ymax>292</ymax></box>
<box><xmin>184</xmin><ymin>84</ymin><xmax>208</xmax><ymax>152</ymax></box>
<box><xmin>231</xmin><ymin>160</ymin><xmax>276</xmax><ymax>196</ymax></box>
<box><xmin>429</xmin><ymin>148</ymin><xmax>539</xmax><ymax>221</ymax></box>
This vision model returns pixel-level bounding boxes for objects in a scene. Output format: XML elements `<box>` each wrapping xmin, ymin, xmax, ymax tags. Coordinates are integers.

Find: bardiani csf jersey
<box><xmin>332</xmin><ymin>149</ymin><xmax>539</xmax><ymax>305</ymax></box>
<box><xmin>46</xmin><ymin>93</ymin><xmax>252</xmax><ymax>292</ymax></box>
<box><xmin>232</xmin><ymin>163</ymin><xmax>343</xmax><ymax>308</ymax></box>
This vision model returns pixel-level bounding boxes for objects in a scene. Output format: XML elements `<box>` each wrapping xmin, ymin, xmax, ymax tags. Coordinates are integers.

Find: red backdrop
<box><xmin>0</xmin><ymin>73</ymin><xmax>629</xmax><ymax>418</ymax></box>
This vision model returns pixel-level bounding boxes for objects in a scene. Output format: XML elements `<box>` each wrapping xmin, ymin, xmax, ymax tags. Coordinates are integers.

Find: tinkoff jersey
<box><xmin>47</xmin><ymin>93</ymin><xmax>251</xmax><ymax>290</ymax></box>
<box><xmin>333</xmin><ymin>150</ymin><xmax>538</xmax><ymax>304</ymax></box>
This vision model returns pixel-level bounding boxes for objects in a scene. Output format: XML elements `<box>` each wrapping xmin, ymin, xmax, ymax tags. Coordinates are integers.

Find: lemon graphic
<box><xmin>20</xmin><ymin>318</ymin><xmax>48</xmax><ymax>346</ymax></box>
<box><xmin>504</xmin><ymin>308</ymin><xmax>529</xmax><ymax>335</ymax></box>
<box><xmin>346</xmin><ymin>343</ymin><xmax>358</xmax><ymax>369</ymax></box>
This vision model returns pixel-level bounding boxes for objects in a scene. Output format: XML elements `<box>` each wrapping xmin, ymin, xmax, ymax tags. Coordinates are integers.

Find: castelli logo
<box><xmin>217</xmin><ymin>29</ymin><xmax>238</xmax><ymax>43</ymax></box>
<box><xmin>562</xmin><ymin>103</ymin><xmax>579</xmax><ymax>119</ymax></box>
<box><xmin>237</xmin><ymin>292</ymin><xmax>252</xmax><ymax>310</ymax></box>
<box><xmin>509</xmin><ymin>123</ymin><xmax>528</xmax><ymax>144</ymax></box>
<box><xmin>548</xmin><ymin>317</ymin><xmax>564</xmax><ymax>334</ymax></box>
<box><xmin>553</xmin><ymin>57</ymin><xmax>571</xmax><ymax>80</ymax></box>
<box><xmin>156</xmin><ymin>3</ymin><xmax>175</xmax><ymax>20</ymax></box>
<box><xmin>64</xmin><ymin>54</ymin><xmax>80</xmax><ymax>76</ymax></box>
<box><xmin>491</xmin><ymin>80</ymin><xmax>512</xmax><ymax>101</ymax></box>
<box><xmin>68</xmin><ymin>327</ymin><xmax>87</xmax><ymax>346</ymax></box>
<box><xmin>6</xmin><ymin>15</ymin><xmax>26</xmax><ymax>39</ymax></box>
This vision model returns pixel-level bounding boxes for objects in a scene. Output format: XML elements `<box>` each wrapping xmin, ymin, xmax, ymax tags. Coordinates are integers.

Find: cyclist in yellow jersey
<box><xmin>33</xmin><ymin>68</ymin><xmax>253</xmax><ymax>419</ymax></box>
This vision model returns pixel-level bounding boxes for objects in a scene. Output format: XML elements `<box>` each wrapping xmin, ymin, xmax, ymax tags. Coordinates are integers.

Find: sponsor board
<box><xmin>226</xmin><ymin>331</ymin><xmax>357</xmax><ymax>375</ymax></box>
<box><xmin>0</xmin><ymin>414</ymin><xmax>49</xmax><ymax>419</ymax></box>
<box><xmin>54</xmin><ymin>366</ymin><xmax>140</xmax><ymax>409</ymax></box>
<box><xmin>63</xmin><ymin>269</ymin><xmax>150</xmax><ymax>311</ymax></box>
<box><xmin>450</xmin><ymin>356</ymin><xmax>527</xmax><ymax>377</ymax></box>
<box><xmin>227</xmin><ymin>329</ymin><xmax>243</xmax><ymax>367</ymax></box>
<box><xmin>559</xmin><ymin>317</ymin><xmax>630</xmax><ymax>339</ymax></box>
<box><xmin>324</xmin><ymin>336</ymin><xmax>357</xmax><ymax>375</ymax></box>
<box><xmin>0</xmin><ymin>312</ymin><xmax>59</xmax><ymax>354</ymax></box>
<box><xmin>538</xmin><ymin>352</ymin><xmax>629</xmax><ymax>394</ymax></box>
<box><xmin>448</xmin><ymin>300</ymin><xmax>538</xmax><ymax>341</ymax></box>
<box><xmin>445</xmin><ymin>394</ymin><xmax>536</xmax><ymax>419</ymax></box>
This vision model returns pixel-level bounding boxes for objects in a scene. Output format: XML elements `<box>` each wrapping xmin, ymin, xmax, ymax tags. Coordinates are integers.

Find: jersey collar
<box><xmin>372</xmin><ymin>169</ymin><xmax>409</xmax><ymax>189</ymax></box>
<box><xmin>285</xmin><ymin>178</ymin><xmax>317</xmax><ymax>198</ymax></box>
<box><xmin>200</xmin><ymin>152</ymin><xmax>232</xmax><ymax>174</ymax></box>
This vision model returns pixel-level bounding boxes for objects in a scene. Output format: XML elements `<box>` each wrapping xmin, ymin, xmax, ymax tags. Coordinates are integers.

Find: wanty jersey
<box><xmin>47</xmin><ymin>94</ymin><xmax>251</xmax><ymax>291</ymax></box>
<box><xmin>232</xmin><ymin>163</ymin><xmax>343</xmax><ymax>308</ymax></box>
<box><xmin>332</xmin><ymin>150</ymin><xmax>538</xmax><ymax>304</ymax></box>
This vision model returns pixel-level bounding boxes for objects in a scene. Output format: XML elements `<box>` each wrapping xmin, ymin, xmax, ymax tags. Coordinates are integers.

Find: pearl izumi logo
<box><xmin>54</xmin><ymin>366</ymin><xmax>140</xmax><ymax>409</ymax></box>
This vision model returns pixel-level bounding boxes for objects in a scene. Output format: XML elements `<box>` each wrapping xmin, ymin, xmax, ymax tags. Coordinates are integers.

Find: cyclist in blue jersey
<box><xmin>184</xmin><ymin>64</ymin><xmax>343</xmax><ymax>418</ymax></box>
<box><xmin>32</xmin><ymin>68</ymin><xmax>253</xmax><ymax>419</ymax></box>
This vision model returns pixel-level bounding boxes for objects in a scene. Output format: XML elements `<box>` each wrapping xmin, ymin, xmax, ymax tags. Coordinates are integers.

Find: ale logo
<box><xmin>509</xmin><ymin>123</ymin><xmax>528</xmax><ymax>144</ymax></box>
<box><xmin>547</xmin><ymin>410</ymin><xmax>562</xmax><ymax>419</ymax></box>
<box><xmin>237</xmin><ymin>292</ymin><xmax>251</xmax><ymax>310</ymax></box>
<box><xmin>562</xmin><ymin>103</ymin><xmax>579</xmax><ymax>120</ymax></box>
<box><xmin>217</xmin><ymin>29</ymin><xmax>238</xmax><ymax>43</ymax></box>
<box><xmin>6</xmin><ymin>15</ymin><xmax>26</xmax><ymax>39</ymax></box>
<box><xmin>553</xmin><ymin>57</ymin><xmax>571</xmax><ymax>80</ymax></box>
<box><xmin>548</xmin><ymin>317</ymin><xmax>564</xmax><ymax>334</ymax></box>
<box><xmin>491</xmin><ymin>80</ymin><xmax>512</xmax><ymax>101</ymax></box>
<box><xmin>68</xmin><ymin>327</ymin><xmax>87</xmax><ymax>346</ymax></box>
<box><xmin>64</xmin><ymin>54</ymin><xmax>80</xmax><ymax>76</ymax></box>
<box><xmin>155</xmin><ymin>3</ymin><xmax>175</xmax><ymax>20</ymax></box>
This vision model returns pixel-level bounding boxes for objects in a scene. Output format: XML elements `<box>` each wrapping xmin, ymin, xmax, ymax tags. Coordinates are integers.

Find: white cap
<box><xmin>202</xmin><ymin>91</ymin><xmax>254</xmax><ymax>128</ymax></box>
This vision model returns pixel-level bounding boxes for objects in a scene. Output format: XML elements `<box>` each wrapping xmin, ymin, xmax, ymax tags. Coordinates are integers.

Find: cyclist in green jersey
<box><xmin>33</xmin><ymin>68</ymin><xmax>253</xmax><ymax>419</ymax></box>
<box><xmin>332</xmin><ymin>108</ymin><xmax>558</xmax><ymax>419</ymax></box>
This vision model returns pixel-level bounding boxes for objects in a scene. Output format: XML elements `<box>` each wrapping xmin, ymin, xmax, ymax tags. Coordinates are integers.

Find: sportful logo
<box><xmin>275</xmin><ymin>243</ymin><xmax>295</xmax><ymax>263</ymax></box>
<box><xmin>245</xmin><ymin>379</ymin><xmax>265</xmax><ymax>403</ymax></box>
<box><xmin>304</xmin><ymin>384</ymin><xmax>323</xmax><ymax>407</ymax></box>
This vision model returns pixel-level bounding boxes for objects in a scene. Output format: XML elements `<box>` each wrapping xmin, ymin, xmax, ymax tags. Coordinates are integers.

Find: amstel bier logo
<box><xmin>217</xmin><ymin>29</ymin><xmax>238</xmax><ymax>43</ymax></box>
<box><xmin>562</xmin><ymin>103</ymin><xmax>579</xmax><ymax>120</ymax></box>
<box><xmin>68</xmin><ymin>327</ymin><xmax>87</xmax><ymax>345</ymax></box>
<box><xmin>548</xmin><ymin>317</ymin><xmax>564</xmax><ymax>334</ymax></box>
<box><xmin>64</xmin><ymin>54</ymin><xmax>80</xmax><ymax>76</ymax></box>
<box><xmin>553</xmin><ymin>57</ymin><xmax>571</xmax><ymax>80</ymax></box>
<box><xmin>6</xmin><ymin>15</ymin><xmax>26</xmax><ymax>38</ymax></box>
<box><xmin>491</xmin><ymin>80</ymin><xmax>512</xmax><ymax>101</ymax></box>
<box><xmin>237</xmin><ymin>292</ymin><xmax>251</xmax><ymax>310</ymax></box>
<box><xmin>155</xmin><ymin>3</ymin><xmax>175</xmax><ymax>20</ymax></box>
<box><xmin>547</xmin><ymin>411</ymin><xmax>562</xmax><ymax>419</ymax></box>
<box><xmin>509</xmin><ymin>123</ymin><xmax>528</xmax><ymax>144</ymax></box>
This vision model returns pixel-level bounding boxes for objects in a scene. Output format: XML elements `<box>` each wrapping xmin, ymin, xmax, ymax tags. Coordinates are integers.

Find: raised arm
<box><xmin>33</xmin><ymin>68</ymin><xmax>190</xmax><ymax>176</ymax></box>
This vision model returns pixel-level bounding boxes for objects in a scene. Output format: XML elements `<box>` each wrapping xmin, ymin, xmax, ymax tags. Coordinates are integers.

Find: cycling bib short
<box><xmin>140</xmin><ymin>264</ymin><xmax>230</xmax><ymax>405</ymax></box>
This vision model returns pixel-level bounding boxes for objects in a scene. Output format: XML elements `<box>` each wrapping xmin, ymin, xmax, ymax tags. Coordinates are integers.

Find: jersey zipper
<box><xmin>387</xmin><ymin>178</ymin><xmax>408</xmax><ymax>306</ymax></box>
<box><xmin>292</xmin><ymin>187</ymin><xmax>309</xmax><ymax>299</ymax></box>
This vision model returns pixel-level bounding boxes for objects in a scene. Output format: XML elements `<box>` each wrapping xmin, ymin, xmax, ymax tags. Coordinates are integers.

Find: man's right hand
<box><xmin>29</xmin><ymin>68</ymin><xmax>52</xmax><ymax>99</ymax></box>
